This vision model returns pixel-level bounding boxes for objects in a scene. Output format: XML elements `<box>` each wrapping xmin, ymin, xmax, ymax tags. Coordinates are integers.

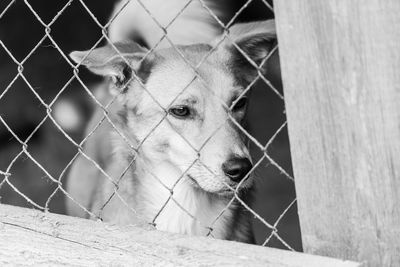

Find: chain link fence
<box><xmin>0</xmin><ymin>0</ymin><xmax>300</xmax><ymax>251</ymax></box>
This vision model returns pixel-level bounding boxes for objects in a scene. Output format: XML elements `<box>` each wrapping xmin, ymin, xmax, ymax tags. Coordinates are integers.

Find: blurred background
<box><xmin>0</xmin><ymin>0</ymin><xmax>301</xmax><ymax>250</ymax></box>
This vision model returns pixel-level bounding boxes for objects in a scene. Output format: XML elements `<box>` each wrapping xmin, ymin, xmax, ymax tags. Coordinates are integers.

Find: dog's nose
<box><xmin>222</xmin><ymin>157</ymin><xmax>252</xmax><ymax>182</ymax></box>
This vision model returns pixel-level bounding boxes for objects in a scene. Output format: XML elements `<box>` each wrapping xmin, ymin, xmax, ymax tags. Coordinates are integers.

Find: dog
<box><xmin>66</xmin><ymin>0</ymin><xmax>276</xmax><ymax>243</ymax></box>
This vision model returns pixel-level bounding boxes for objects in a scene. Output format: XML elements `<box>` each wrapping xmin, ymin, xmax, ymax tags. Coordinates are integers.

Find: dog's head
<box><xmin>70</xmin><ymin>20</ymin><xmax>276</xmax><ymax>195</ymax></box>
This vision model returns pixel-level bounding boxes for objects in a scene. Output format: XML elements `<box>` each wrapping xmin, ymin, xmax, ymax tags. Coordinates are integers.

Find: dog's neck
<box><xmin>133</xmin><ymin>157</ymin><xmax>236</xmax><ymax>239</ymax></box>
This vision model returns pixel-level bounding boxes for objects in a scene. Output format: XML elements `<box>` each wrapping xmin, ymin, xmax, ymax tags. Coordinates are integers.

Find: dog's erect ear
<box><xmin>70</xmin><ymin>42</ymin><xmax>152</xmax><ymax>94</ymax></box>
<box><xmin>221</xmin><ymin>20</ymin><xmax>276</xmax><ymax>84</ymax></box>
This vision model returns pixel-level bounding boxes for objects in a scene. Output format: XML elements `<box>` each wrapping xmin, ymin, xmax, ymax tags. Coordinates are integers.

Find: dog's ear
<box><xmin>220</xmin><ymin>20</ymin><xmax>276</xmax><ymax>84</ymax></box>
<box><xmin>70</xmin><ymin>42</ymin><xmax>152</xmax><ymax>94</ymax></box>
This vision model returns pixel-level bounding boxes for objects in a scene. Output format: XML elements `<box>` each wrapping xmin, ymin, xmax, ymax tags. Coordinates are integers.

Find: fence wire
<box><xmin>0</xmin><ymin>0</ymin><xmax>297</xmax><ymax>251</ymax></box>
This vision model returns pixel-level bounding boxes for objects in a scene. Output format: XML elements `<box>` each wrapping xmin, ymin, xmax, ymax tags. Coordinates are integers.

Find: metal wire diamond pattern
<box><xmin>0</xmin><ymin>0</ymin><xmax>297</xmax><ymax>251</ymax></box>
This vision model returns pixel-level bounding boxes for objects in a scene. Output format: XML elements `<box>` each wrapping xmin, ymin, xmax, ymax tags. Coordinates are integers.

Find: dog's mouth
<box><xmin>187</xmin><ymin>174</ymin><xmax>200</xmax><ymax>188</ymax></box>
<box><xmin>214</xmin><ymin>188</ymin><xmax>236</xmax><ymax>197</ymax></box>
<box><xmin>186</xmin><ymin>174</ymin><xmax>237</xmax><ymax>196</ymax></box>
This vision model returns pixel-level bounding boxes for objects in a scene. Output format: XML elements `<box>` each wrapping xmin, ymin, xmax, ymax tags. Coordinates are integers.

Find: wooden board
<box><xmin>0</xmin><ymin>204</ymin><xmax>359</xmax><ymax>266</ymax></box>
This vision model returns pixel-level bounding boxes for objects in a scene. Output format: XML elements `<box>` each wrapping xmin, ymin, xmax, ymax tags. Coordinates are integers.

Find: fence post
<box><xmin>273</xmin><ymin>1</ymin><xmax>400</xmax><ymax>266</ymax></box>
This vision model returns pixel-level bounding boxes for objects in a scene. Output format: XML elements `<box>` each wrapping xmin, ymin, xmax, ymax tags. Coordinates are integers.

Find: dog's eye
<box><xmin>232</xmin><ymin>97</ymin><xmax>248</xmax><ymax>111</ymax></box>
<box><xmin>169</xmin><ymin>106</ymin><xmax>191</xmax><ymax>118</ymax></box>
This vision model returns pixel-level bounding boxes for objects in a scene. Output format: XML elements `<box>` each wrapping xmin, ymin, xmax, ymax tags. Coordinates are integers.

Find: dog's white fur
<box><xmin>66</xmin><ymin>0</ymin><xmax>275</xmax><ymax>243</ymax></box>
<box><xmin>109</xmin><ymin>0</ymin><xmax>231</xmax><ymax>47</ymax></box>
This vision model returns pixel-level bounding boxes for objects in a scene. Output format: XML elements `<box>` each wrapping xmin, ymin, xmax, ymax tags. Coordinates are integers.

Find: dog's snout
<box><xmin>222</xmin><ymin>157</ymin><xmax>252</xmax><ymax>182</ymax></box>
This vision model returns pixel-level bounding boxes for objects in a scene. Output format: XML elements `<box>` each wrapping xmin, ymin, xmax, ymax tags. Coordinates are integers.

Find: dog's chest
<box><xmin>99</xmin><ymin>160</ymin><xmax>236</xmax><ymax>239</ymax></box>
<box><xmin>138</xmin><ymin>177</ymin><xmax>234</xmax><ymax>239</ymax></box>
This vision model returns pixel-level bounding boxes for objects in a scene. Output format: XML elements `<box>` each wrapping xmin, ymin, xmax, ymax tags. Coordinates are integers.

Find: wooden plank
<box><xmin>274</xmin><ymin>1</ymin><xmax>400</xmax><ymax>266</ymax></box>
<box><xmin>0</xmin><ymin>204</ymin><xmax>359</xmax><ymax>266</ymax></box>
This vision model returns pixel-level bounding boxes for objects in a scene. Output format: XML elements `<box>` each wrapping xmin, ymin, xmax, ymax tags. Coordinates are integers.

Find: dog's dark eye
<box><xmin>232</xmin><ymin>97</ymin><xmax>248</xmax><ymax>111</ymax></box>
<box><xmin>169</xmin><ymin>106</ymin><xmax>191</xmax><ymax>118</ymax></box>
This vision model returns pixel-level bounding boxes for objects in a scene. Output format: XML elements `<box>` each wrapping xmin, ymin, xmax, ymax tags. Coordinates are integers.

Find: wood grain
<box><xmin>274</xmin><ymin>1</ymin><xmax>400</xmax><ymax>266</ymax></box>
<box><xmin>0</xmin><ymin>204</ymin><xmax>359</xmax><ymax>266</ymax></box>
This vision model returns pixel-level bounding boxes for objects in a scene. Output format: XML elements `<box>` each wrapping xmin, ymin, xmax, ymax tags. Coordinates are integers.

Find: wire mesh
<box><xmin>0</xmin><ymin>0</ymin><xmax>299</xmax><ymax>251</ymax></box>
